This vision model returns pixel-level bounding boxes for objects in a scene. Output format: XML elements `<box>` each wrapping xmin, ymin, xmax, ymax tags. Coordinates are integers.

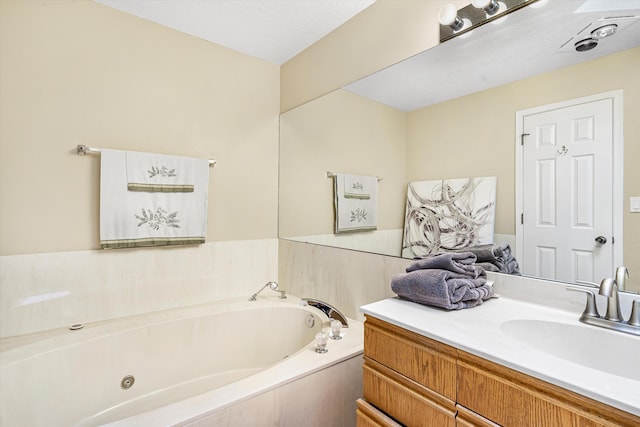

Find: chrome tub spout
<box><xmin>301</xmin><ymin>298</ymin><xmax>348</xmax><ymax>328</ymax></box>
<box><xmin>249</xmin><ymin>281</ymin><xmax>286</xmax><ymax>301</ymax></box>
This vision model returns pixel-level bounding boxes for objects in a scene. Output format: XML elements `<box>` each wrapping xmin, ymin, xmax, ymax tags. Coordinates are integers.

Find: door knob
<box><xmin>595</xmin><ymin>236</ymin><xmax>607</xmax><ymax>244</ymax></box>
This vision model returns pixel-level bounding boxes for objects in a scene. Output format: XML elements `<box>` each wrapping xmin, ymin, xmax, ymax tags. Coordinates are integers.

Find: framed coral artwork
<box><xmin>402</xmin><ymin>177</ymin><xmax>497</xmax><ymax>258</ymax></box>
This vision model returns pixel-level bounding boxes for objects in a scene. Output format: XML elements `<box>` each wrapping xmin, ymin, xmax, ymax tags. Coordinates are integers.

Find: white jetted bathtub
<box><xmin>0</xmin><ymin>297</ymin><xmax>364</xmax><ymax>426</ymax></box>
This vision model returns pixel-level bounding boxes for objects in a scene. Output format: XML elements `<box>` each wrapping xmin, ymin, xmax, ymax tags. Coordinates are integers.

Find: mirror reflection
<box><xmin>279</xmin><ymin>1</ymin><xmax>640</xmax><ymax>292</ymax></box>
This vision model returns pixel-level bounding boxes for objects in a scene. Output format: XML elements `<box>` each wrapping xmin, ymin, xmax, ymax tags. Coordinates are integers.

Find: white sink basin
<box><xmin>501</xmin><ymin>319</ymin><xmax>640</xmax><ymax>381</ymax></box>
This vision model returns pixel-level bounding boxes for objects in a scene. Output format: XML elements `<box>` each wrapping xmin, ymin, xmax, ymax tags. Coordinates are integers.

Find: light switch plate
<box><xmin>631</xmin><ymin>197</ymin><xmax>640</xmax><ymax>213</ymax></box>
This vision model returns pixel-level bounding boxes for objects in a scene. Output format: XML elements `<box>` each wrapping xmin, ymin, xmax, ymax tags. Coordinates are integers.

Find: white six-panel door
<box><xmin>520</xmin><ymin>98</ymin><xmax>614</xmax><ymax>283</ymax></box>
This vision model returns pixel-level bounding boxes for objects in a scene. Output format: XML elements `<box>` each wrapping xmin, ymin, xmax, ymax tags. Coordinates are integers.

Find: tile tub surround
<box><xmin>0</xmin><ymin>239</ymin><xmax>278</xmax><ymax>337</ymax></box>
<box><xmin>278</xmin><ymin>239</ymin><xmax>407</xmax><ymax>322</ymax></box>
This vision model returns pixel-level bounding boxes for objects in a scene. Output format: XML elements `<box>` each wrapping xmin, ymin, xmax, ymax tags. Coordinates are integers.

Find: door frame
<box><xmin>515</xmin><ymin>89</ymin><xmax>624</xmax><ymax>276</ymax></box>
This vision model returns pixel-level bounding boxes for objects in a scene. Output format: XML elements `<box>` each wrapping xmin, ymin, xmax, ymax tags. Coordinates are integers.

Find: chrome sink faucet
<box><xmin>615</xmin><ymin>266</ymin><xmax>629</xmax><ymax>292</ymax></box>
<box><xmin>567</xmin><ymin>276</ymin><xmax>640</xmax><ymax>336</ymax></box>
<box><xmin>598</xmin><ymin>277</ymin><xmax>623</xmax><ymax>321</ymax></box>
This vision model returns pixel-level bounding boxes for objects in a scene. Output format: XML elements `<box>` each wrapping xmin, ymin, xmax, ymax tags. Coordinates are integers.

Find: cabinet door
<box><xmin>457</xmin><ymin>350</ymin><xmax>640</xmax><ymax>427</ymax></box>
<box><xmin>356</xmin><ymin>398</ymin><xmax>403</xmax><ymax>427</ymax></box>
<box><xmin>364</xmin><ymin>315</ymin><xmax>457</xmax><ymax>400</ymax></box>
<box><xmin>363</xmin><ymin>358</ymin><xmax>456</xmax><ymax>427</ymax></box>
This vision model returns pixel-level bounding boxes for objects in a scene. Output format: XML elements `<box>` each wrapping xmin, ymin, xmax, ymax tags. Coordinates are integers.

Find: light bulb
<box><xmin>591</xmin><ymin>24</ymin><xmax>617</xmax><ymax>40</ymax></box>
<box><xmin>471</xmin><ymin>0</ymin><xmax>492</xmax><ymax>7</ymax></box>
<box><xmin>437</xmin><ymin>4</ymin><xmax>464</xmax><ymax>31</ymax></box>
<box><xmin>472</xmin><ymin>0</ymin><xmax>500</xmax><ymax>16</ymax></box>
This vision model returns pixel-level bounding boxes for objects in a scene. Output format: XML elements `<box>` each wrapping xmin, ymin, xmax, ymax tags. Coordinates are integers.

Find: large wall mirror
<box><xmin>279</xmin><ymin>0</ymin><xmax>640</xmax><ymax>292</ymax></box>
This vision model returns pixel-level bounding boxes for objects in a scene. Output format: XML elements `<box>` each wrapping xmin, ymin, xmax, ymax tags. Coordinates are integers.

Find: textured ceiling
<box><xmin>93</xmin><ymin>0</ymin><xmax>640</xmax><ymax>110</ymax></box>
<box><xmin>345</xmin><ymin>0</ymin><xmax>640</xmax><ymax>111</ymax></box>
<box><xmin>93</xmin><ymin>0</ymin><xmax>375</xmax><ymax>64</ymax></box>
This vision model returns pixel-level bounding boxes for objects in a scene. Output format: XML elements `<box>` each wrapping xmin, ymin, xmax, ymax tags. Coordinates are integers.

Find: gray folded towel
<box><xmin>391</xmin><ymin>269</ymin><xmax>496</xmax><ymax>310</ymax></box>
<box><xmin>449</xmin><ymin>244</ymin><xmax>521</xmax><ymax>275</ymax></box>
<box><xmin>407</xmin><ymin>252</ymin><xmax>484</xmax><ymax>278</ymax></box>
<box><xmin>498</xmin><ymin>244</ymin><xmax>521</xmax><ymax>275</ymax></box>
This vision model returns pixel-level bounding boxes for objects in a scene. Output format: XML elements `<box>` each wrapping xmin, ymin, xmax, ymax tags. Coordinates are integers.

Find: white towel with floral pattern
<box><xmin>100</xmin><ymin>149</ymin><xmax>209</xmax><ymax>249</ymax></box>
<box><xmin>333</xmin><ymin>173</ymin><xmax>378</xmax><ymax>233</ymax></box>
<box><xmin>125</xmin><ymin>150</ymin><xmax>196</xmax><ymax>192</ymax></box>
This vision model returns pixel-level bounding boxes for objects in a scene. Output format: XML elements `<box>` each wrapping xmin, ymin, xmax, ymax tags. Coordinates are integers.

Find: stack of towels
<box><xmin>455</xmin><ymin>243</ymin><xmax>521</xmax><ymax>275</ymax></box>
<box><xmin>391</xmin><ymin>252</ymin><xmax>497</xmax><ymax>310</ymax></box>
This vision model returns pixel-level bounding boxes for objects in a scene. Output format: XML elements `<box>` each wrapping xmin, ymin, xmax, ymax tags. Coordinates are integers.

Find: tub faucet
<box><xmin>249</xmin><ymin>281</ymin><xmax>286</xmax><ymax>301</ymax></box>
<box><xmin>301</xmin><ymin>298</ymin><xmax>348</xmax><ymax>328</ymax></box>
<box><xmin>598</xmin><ymin>277</ymin><xmax>623</xmax><ymax>322</ymax></box>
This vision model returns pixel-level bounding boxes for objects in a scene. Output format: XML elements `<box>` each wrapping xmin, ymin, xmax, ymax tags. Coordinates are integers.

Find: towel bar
<box><xmin>326</xmin><ymin>171</ymin><xmax>382</xmax><ymax>181</ymax></box>
<box><xmin>76</xmin><ymin>144</ymin><xmax>217</xmax><ymax>167</ymax></box>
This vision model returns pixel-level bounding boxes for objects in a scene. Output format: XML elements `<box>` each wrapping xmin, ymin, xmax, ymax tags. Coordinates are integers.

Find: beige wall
<box><xmin>407</xmin><ymin>47</ymin><xmax>640</xmax><ymax>289</ymax></box>
<box><xmin>279</xmin><ymin>89</ymin><xmax>407</xmax><ymax>237</ymax></box>
<box><xmin>0</xmin><ymin>0</ymin><xmax>280</xmax><ymax>256</ymax></box>
<box><xmin>280</xmin><ymin>0</ymin><xmax>467</xmax><ymax>112</ymax></box>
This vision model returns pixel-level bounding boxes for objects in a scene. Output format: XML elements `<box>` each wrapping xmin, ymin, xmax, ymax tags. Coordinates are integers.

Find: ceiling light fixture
<box><xmin>591</xmin><ymin>23</ymin><xmax>618</xmax><ymax>39</ymax></box>
<box><xmin>438</xmin><ymin>0</ymin><xmax>541</xmax><ymax>43</ymax></box>
<box><xmin>437</xmin><ymin>4</ymin><xmax>465</xmax><ymax>31</ymax></box>
<box><xmin>472</xmin><ymin>0</ymin><xmax>501</xmax><ymax>16</ymax></box>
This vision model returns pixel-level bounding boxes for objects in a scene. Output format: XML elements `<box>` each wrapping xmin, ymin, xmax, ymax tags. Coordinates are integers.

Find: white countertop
<box><xmin>360</xmin><ymin>293</ymin><xmax>640</xmax><ymax>416</ymax></box>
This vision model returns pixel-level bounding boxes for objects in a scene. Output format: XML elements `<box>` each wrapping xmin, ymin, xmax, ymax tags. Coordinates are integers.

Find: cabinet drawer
<box><xmin>455</xmin><ymin>404</ymin><xmax>500</xmax><ymax>427</ymax></box>
<box><xmin>356</xmin><ymin>398</ymin><xmax>403</xmax><ymax>427</ymax></box>
<box><xmin>363</xmin><ymin>357</ymin><xmax>456</xmax><ymax>427</ymax></box>
<box><xmin>364</xmin><ymin>315</ymin><xmax>457</xmax><ymax>400</ymax></box>
<box><xmin>457</xmin><ymin>350</ymin><xmax>640</xmax><ymax>427</ymax></box>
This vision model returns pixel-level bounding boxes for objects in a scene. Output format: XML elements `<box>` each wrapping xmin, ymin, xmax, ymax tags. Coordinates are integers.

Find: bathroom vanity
<box><xmin>358</xmin><ymin>291</ymin><xmax>640</xmax><ymax>427</ymax></box>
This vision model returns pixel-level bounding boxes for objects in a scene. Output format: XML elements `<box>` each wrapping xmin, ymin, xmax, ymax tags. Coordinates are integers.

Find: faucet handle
<box><xmin>575</xmin><ymin>280</ymin><xmax>599</xmax><ymax>288</ymax></box>
<box><xmin>566</xmin><ymin>286</ymin><xmax>600</xmax><ymax>318</ymax></box>
<box><xmin>615</xmin><ymin>266</ymin><xmax>629</xmax><ymax>292</ymax></box>
<box><xmin>629</xmin><ymin>300</ymin><xmax>640</xmax><ymax>327</ymax></box>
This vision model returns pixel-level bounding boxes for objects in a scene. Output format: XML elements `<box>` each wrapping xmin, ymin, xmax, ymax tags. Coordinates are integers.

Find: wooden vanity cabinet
<box><xmin>359</xmin><ymin>315</ymin><xmax>640</xmax><ymax>427</ymax></box>
<box><xmin>455</xmin><ymin>404</ymin><xmax>500</xmax><ymax>427</ymax></box>
<box><xmin>457</xmin><ymin>350</ymin><xmax>640</xmax><ymax>427</ymax></box>
<box><xmin>356</xmin><ymin>398</ymin><xmax>403</xmax><ymax>427</ymax></box>
<box><xmin>360</xmin><ymin>316</ymin><xmax>457</xmax><ymax>426</ymax></box>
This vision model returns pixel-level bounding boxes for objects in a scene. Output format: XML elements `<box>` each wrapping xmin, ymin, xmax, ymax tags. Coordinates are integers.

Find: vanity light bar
<box><xmin>76</xmin><ymin>144</ymin><xmax>217</xmax><ymax>167</ymax></box>
<box><xmin>438</xmin><ymin>0</ymin><xmax>541</xmax><ymax>43</ymax></box>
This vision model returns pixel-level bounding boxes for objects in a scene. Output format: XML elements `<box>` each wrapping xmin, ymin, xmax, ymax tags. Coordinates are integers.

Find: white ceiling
<box><xmin>94</xmin><ymin>0</ymin><xmax>639</xmax><ymax>110</ymax></box>
<box><xmin>93</xmin><ymin>0</ymin><xmax>375</xmax><ymax>64</ymax></box>
<box><xmin>345</xmin><ymin>0</ymin><xmax>640</xmax><ymax>111</ymax></box>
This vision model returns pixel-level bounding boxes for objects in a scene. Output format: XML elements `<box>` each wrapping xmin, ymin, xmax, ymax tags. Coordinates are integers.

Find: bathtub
<box><xmin>0</xmin><ymin>296</ymin><xmax>364</xmax><ymax>426</ymax></box>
